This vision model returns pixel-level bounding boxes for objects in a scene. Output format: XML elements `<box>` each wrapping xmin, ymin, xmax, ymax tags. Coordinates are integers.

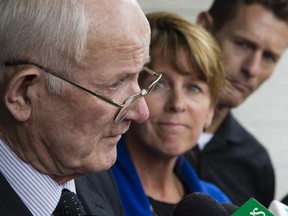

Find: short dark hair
<box><xmin>209</xmin><ymin>0</ymin><xmax>288</xmax><ymax>30</ymax></box>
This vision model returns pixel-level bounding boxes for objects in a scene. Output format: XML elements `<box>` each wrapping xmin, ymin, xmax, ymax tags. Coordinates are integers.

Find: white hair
<box><xmin>0</xmin><ymin>0</ymin><xmax>87</xmax><ymax>93</ymax></box>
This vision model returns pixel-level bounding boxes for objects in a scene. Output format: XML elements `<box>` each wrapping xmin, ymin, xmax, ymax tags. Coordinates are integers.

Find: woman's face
<box><xmin>129</xmin><ymin>50</ymin><xmax>214</xmax><ymax>158</ymax></box>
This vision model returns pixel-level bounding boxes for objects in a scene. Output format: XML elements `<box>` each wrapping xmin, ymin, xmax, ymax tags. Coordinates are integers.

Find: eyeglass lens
<box><xmin>113</xmin><ymin>69</ymin><xmax>160</xmax><ymax>123</ymax></box>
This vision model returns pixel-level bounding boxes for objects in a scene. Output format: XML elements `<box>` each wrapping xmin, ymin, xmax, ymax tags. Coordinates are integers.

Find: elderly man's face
<box><xmin>24</xmin><ymin>0</ymin><xmax>151</xmax><ymax>182</ymax></box>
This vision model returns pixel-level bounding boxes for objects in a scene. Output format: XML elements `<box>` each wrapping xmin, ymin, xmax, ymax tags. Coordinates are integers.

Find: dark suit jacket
<box><xmin>0</xmin><ymin>170</ymin><xmax>124</xmax><ymax>216</ymax></box>
<box><xmin>185</xmin><ymin>112</ymin><xmax>275</xmax><ymax>207</ymax></box>
<box><xmin>76</xmin><ymin>170</ymin><xmax>124</xmax><ymax>216</ymax></box>
<box><xmin>0</xmin><ymin>172</ymin><xmax>33</xmax><ymax>216</ymax></box>
<box><xmin>281</xmin><ymin>194</ymin><xmax>288</xmax><ymax>205</ymax></box>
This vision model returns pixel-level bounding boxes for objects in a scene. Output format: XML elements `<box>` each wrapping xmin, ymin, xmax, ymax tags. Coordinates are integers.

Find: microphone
<box><xmin>269</xmin><ymin>200</ymin><xmax>288</xmax><ymax>216</ymax></box>
<box><xmin>221</xmin><ymin>203</ymin><xmax>239</xmax><ymax>214</ymax></box>
<box><xmin>173</xmin><ymin>192</ymin><xmax>230</xmax><ymax>216</ymax></box>
<box><xmin>231</xmin><ymin>198</ymin><xmax>274</xmax><ymax>216</ymax></box>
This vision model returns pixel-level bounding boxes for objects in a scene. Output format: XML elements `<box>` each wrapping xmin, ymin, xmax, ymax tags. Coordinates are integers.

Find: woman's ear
<box><xmin>197</xmin><ymin>11</ymin><xmax>214</xmax><ymax>32</ymax></box>
<box><xmin>4</xmin><ymin>68</ymin><xmax>41</xmax><ymax>122</ymax></box>
<box><xmin>204</xmin><ymin>108</ymin><xmax>214</xmax><ymax>130</ymax></box>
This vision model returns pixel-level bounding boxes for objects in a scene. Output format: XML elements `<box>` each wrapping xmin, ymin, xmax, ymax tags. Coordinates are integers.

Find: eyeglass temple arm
<box><xmin>4</xmin><ymin>60</ymin><xmax>123</xmax><ymax>108</ymax></box>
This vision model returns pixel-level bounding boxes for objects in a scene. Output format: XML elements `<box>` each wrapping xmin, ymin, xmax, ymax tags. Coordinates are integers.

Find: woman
<box><xmin>112</xmin><ymin>12</ymin><xmax>230</xmax><ymax>216</ymax></box>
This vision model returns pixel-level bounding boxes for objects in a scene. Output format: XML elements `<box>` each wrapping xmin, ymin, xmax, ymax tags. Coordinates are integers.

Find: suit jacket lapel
<box><xmin>0</xmin><ymin>172</ymin><xmax>33</xmax><ymax>216</ymax></box>
<box><xmin>76</xmin><ymin>170</ymin><xmax>124</xmax><ymax>216</ymax></box>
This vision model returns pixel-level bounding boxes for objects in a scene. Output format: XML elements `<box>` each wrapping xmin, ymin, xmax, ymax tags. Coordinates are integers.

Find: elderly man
<box><xmin>186</xmin><ymin>0</ymin><xmax>288</xmax><ymax>207</ymax></box>
<box><xmin>0</xmin><ymin>0</ymin><xmax>161</xmax><ymax>215</ymax></box>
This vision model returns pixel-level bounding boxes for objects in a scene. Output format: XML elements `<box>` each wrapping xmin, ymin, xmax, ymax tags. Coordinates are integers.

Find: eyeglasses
<box><xmin>4</xmin><ymin>60</ymin><xmax>162</xmax><ymax>124</ymax></box>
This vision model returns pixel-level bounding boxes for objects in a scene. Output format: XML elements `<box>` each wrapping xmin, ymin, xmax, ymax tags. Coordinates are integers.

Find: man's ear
<box><xmin>197</xmin><ymin>11</ymin><xmax>214</xmax><ymax>32</ymax></box>
<box><xmin>4</xmin><ymin>68</ymin><xmax>42</xmax><ymax>122</ymax></box>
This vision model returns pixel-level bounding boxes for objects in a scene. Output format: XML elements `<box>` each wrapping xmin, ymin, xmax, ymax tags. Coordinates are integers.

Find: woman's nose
<box><xmin>165</xmin><ymin>88</ymin><xmax>186</xmax><ymax>112</ymax></box>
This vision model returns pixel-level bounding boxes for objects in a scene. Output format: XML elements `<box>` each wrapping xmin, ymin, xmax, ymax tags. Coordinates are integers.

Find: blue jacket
<box><xmin>111</xmin><ymin>139</ymin><xmax>231</xmax><ymax>216</ymax></box>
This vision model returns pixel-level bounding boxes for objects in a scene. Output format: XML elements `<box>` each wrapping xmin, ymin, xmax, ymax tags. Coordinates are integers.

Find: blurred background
<box><xmin>138</xmin><ymin>0</ymin><xmax>288</xmax><ymax>200</ymax></box>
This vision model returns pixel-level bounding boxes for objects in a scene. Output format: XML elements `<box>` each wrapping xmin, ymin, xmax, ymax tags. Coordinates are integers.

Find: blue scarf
<box><xmin>111</xmin><ymin>138</ymin><xmax>231</xmax><ymax>216</ymax></box>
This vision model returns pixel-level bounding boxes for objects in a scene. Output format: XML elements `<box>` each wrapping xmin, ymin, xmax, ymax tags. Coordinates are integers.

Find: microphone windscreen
<box><xmin>173</xmin><ymin>192</ymin><xmax>230</xmax><ymax>216</ymax></box>
<box><xmin>269</xmin><ymin>200</ymin><xmax>288</xmax><ymax>215</ymax></box>
<box><xmin>221</xmin><ymin>203</ymin><xmax>239</xmax><ymax>214</ymax></box>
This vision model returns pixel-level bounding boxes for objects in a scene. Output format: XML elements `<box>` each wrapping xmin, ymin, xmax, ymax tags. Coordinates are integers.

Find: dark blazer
<box><xmin>76</xmin><ymin>170</ymin><xmax>124</xmax><ymax>216</ymax></box>
<box><xmin>185</xmin><ymin>112</ymin><xmax>275</xmax><ymax>207</ymax></box>
<box><xmin>281</xmin><ymin>194</ymin><xmax>288</xmax><ymax>205</ymax></box>
<box><xmin>0</xmin><ymin>170</ymin><xmax>123</xmax><ymax>216</ymax></box>
<box><xmin>0</xmin><ymin>172</ymin><xmax>33</xmax><ymax>216</ymax></box>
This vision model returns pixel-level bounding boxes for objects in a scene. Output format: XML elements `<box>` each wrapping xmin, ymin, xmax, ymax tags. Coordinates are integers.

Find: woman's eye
<box><xmin>154</xmin><ymin>80</ymin><xmax>171</xmax><ymax>91</ymax></box>
<box><xmin>154</xmin><ymin>81</ymin><xmax>165</xmax><ymax>89</ymax></box>
<box><xmin>187</xmin><ymin>84</ymin><xmax>201</xmax><ymax>93</ymax></box>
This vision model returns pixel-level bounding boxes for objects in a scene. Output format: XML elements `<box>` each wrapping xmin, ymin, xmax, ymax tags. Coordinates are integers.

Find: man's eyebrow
<box><xmin>234</xmin><ymin>35</ymin><xmax>258</xmax><ymax>48</ymax></box>
<box><xmin>235</xmin><ymin>35</ymin><xmax>281</xmax><ymax>59</ymax></box>
<box><xmin>96</xmin><ymin>58</ymin><xmax>152</xmax><ymax>87</ymax></box>
<box><xmin>111</xmin><ymin>71</ymin><xmax>139</xmax><ymax>84</ymax></box>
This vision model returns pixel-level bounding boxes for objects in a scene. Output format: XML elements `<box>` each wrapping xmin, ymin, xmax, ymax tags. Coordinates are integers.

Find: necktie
<box><xmin>53</xmin><ymin>189</ymin><xmax>86</xmax><ymax>216</ymax></box>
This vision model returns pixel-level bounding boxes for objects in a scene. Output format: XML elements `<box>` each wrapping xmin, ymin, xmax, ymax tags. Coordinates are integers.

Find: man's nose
<box><xmin>242</xmin><ymin>52</ymin><xmax>262</xmax><ymax>78</ymax></box>
<box><xmin>125</xmin><ymin>96</ymin><xmax>149</xmax><ymax>123</ymax></box>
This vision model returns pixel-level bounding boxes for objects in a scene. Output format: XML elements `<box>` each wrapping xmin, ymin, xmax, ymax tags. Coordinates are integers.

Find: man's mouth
<box><xmin>228</xmin><ymin>79</ymin><xmax>250</xmax><ymax>93</ymax></box>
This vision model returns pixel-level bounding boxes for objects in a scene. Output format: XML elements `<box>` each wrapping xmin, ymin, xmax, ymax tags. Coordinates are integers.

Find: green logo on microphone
<box><xmin>232</xmin><ymin>198</ymin><xmax>274</xmax><ymax>216</ymax></box>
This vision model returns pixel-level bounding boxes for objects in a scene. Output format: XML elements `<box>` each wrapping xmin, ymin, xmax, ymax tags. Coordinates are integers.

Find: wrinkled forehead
<box><xmin>84</xmin><ymin>0</ymin><xmax>150</xmax><ymax>48</ymax></box>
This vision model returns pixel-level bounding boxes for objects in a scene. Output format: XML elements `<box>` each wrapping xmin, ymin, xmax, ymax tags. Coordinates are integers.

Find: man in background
<box><xmin>0</xmin><ymin>0</ymin><xmax>160</xmax><ymax>215</ymax></box>
<box><xmin>186</xmin><ymin>0</ymin><xmax>288</xmax><ymax>207</ymax></box>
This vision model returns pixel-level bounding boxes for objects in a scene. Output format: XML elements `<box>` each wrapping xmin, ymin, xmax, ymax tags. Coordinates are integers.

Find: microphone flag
<box><xmin>232</xmin><ymin>198</ymin><xmax>274</xmax><ymax>216</ymax></box>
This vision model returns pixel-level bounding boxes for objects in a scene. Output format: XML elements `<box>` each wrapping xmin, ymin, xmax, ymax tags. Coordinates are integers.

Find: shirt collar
<box><xmin>0</xmin><ymin>139</ymin><xmax>76</xmax><ymax>216</ymax></box>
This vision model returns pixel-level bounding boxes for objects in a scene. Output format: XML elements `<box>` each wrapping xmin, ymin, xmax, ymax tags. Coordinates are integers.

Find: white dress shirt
<box><xmin>0</xmin><ymin>139</ymin><xmax>76</xmax><ymax>216</ymax></box>
<box><xmin>197</xmin><ymin>132</ymin><xmax>214</xmax><ymax>150</ymax></box>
